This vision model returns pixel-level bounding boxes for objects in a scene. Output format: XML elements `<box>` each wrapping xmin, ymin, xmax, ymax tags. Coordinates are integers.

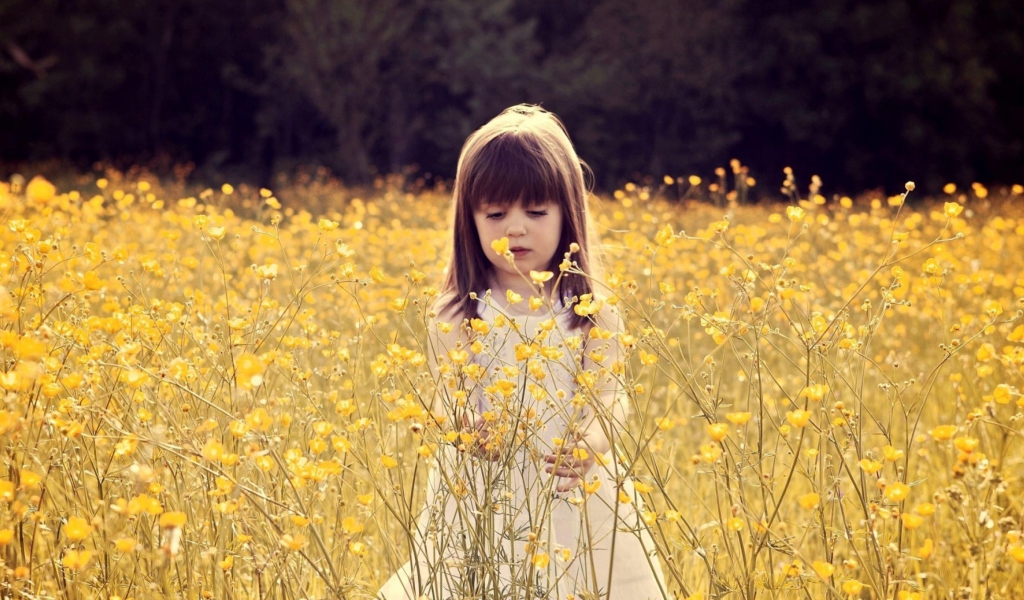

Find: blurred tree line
<box><xmin>1</xmin><ymin>0</ymin><xmax>1020</xmax><ymax>193</ymax></box>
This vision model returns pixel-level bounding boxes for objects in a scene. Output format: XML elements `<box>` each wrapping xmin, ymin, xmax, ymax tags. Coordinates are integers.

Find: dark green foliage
<box><xmin>740</xmin><ymin>0</ymin><xmax>1005</xmax><ymax>191</ymax></box>
<box><xmin>0</xmin><ymin>0</ymin><xmax>1020</xmax><ymax>193</ymax></box>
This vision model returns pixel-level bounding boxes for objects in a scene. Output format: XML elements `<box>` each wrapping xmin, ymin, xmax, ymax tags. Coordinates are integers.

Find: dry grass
<box><xmin>0</xmin><ymin>168</ymin><xmax>1022</xmax><ymax>599</ymax></box>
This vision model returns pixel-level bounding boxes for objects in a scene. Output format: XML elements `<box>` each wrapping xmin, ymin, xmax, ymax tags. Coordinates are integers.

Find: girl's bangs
<box><xmin>462</xmin><ymin>134</ymin><xmax>568</xmax><ymax>210</ymax></box>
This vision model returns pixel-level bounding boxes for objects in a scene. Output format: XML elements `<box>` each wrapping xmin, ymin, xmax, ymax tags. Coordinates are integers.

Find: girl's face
<box><xmin>473</xmin><ymin>199</ymin><xmax>563</xmax><ymax>290</ymax></box>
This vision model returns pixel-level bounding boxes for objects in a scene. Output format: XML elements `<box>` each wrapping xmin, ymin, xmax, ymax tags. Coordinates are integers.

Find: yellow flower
<box><xmin>202</xmin><ymin>439</ymin><xmax>225</xmax><ymax>462</ymax></box>
<box><xmin>786</xmin><ymin>206</ymin><xmax>805</xmax><ymax>221</ymax></box>
<box><xmin>532</xmin><ymin>552</ymin><xmax>550</xmax><ymax>568</ymax></box>
<box><xmin>883</xmin><ymin>445</ymin><xmax>904</xmax><ymax>461</ymax></box>
<box><xmin>798</xmin><ymin>492</ymin><xmax>820</xmax><ymax>510</ymax></box>
<box><xmin>381</xmin><ymin>454</ymin><xmax>398</xmax><ymax>469</ymax></box>
<box><xmin>812</xmin><ymin>560</ymin><xmax>835</xmax><ymax>579</ymax></box>
<box><xmin>786</xmin><ymin>409</ymin><xmax>811</xmax><ymax>428</ymax></box>
<box><xmin>800</xmin><ymin>384</ymin><xmax>828</xmax><ymax>402</ymax></box>
<box><xmin>953</xmin><ymin>436</ymin><xmax>978</xmax><ymax>453</ymax></box>
<box><xmin>654</xmin><ymin>224</ymin><xmax>675</xmax><ymax>247</ymax></box>
<box><xmin>19</xmin><ymin>469</ymin><xmax>42</xmax><ymax>488</ymax></box>
<box><xmin>159</xmin><ymin>511</ymin><xmax>187</xmax><ymax>528</ymax></box>
<box><xmin>127</xmin><ymin>494</ymin><xmax>163</xmax><ymax>516</ymax></box>
<box><xmin>234</xmin><ymin>353</ymin><xmax>266</xmax><ymax>389</ymax></box>
<box><xmin>725</xmin><ymin>412</ymin><xmax>752</xmax><ymax>425</ymax></box>
<box><xmin>859</xmin><ymin>458</ymin><xmax>883</xmax><ymax>474</ymax></box>
<box><xmin>783</xmin><ymin>560</ymin><xmax>802</xmax><ymax>577</ymax></box>
<box><xmin>64</xmin><ymin>516</ymin><xmax>92</xmax><ymax>541</ymax></box>
<box><xmin>707</xmin><ymin>423</ymin><xmax>729</xmax><ymax>442</ymax></box>
<box><xmin>335</xmin><ymin>241</ymin><xmax>354</xmax><ymax>257</ymax></box>
<box><xmin>0</xmin><ymin>529</ymin><xmax>14</xmax><ymax>545</ymax></box>
<box><xmin>530</xmin><ymin>270</ymin><xmax>554</xmax><ymax>284</ymax></box>
<box><xmin>638</xmin><ymin>350</ymin><xmax>659</xmax><ymax>365</ymax></box>
<box><xmin>726</xmin><ymin>517</ymin><xmax>744</xmax><ymax>532</ymax></box>
<box><xmin>884</xmin><ymin>482</ymin><xmax>910</xmax><ymax>502</ymax></box>
<box><xmin>841</xmin><ymin>580</ymin><xmax>864</xmax><ymax>596</ymax></box>
<box><xmin>349</xmin><ymin>540</ymin><xmax>368</xmax><ymax>557</ymax></box>
<box><xmin>470</xmin><ymin>319</ymin><xmax>490</xmax><ymax>334</ymax></box>
<box><xmin>448</xmin><ymin>348</ymin><xmax>469</xmax><ymax>365</ymax></box>
<box><xmin>61</xmin><ymin>550</ymin><xmax>92</xmax><ymax>571</ymax></box>
<box><xmin>574</xmin><ymin>294</ymin><xmax>603</xmax><ymax>317</ymax></box>
<box><xmin>993</xmin><ymin>384</ymin><xmax>1012</xmax><ymax>404</ymax></box>
<box><xmin>916</xmin><ymin>538</ymin><xmax>934</xmax><ymax>560</ymax></box>
<box><xmin>26</xmin><ymin>176</ymin><xmax>56</xmax><ymax>204</ymax></box>
<box><xmin>930</xmin><ymin>425</ymin><xmax>957</xmax><ymax>441</ymax></box>
<box><xmin>901</xmin><ymin>513</ymin><xmax>924</xmax><ymax>529</ymax></box>
<box><xmin>699</xmin><ymin>443</ymin><xmax>721</xmax><ymax>463</ymax></box>
<box><xmin>922</xmin><ymin>257</ymin><xmax>942</xmax><ymax>276</ymax></box>
<box><xmin>342</xmin><ymin>516</ymin><xmax>364</xmax><ymax>535</ymax></box>
<box><xmin>491</xmin><ymin>237</ymin><xmax>510</xmax><ymax>255</ymax></box>
<box><xmin>114</xmin><ymin>538</ymin><xmax>137</xmax><ymax>553</ymax></box>
<box><xmin>914</xmin><ymin>502</ymin><xmax>936</xmax><ymax>516</ymax></box>
<box><xmin>943</xmin><ymin>201</ymin><xmax>963</xmax><ymax>217</ymax></box>
<box><xmin>280</xmin><ymin>534</ymin><xmax>307</xmax><ymax>551</ymax></box>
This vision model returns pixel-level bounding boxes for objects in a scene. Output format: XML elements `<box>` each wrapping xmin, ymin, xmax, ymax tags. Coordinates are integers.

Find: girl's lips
<box><xmin>510</xmin><ymin>248</ymin><xmax>530</xmax><ymax>257</ymax></box>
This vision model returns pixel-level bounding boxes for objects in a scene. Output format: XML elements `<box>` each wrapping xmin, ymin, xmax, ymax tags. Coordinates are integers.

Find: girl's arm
<box><xmin>425</xmin><ymin>295</ymin><xmax>466</xmax><ymax>415</ymax></box>
<box><xmin>578</xmin><ymin>304</ymin><xmax>628</xmax><ymax>455</ymax></box>
<box><xmin>425</xmin><ymin>295</ymin><xmax>497</xmax><ymax>458</ymax></box>
<box><xmin>544</xmin><ymin>303</ymin><xmax>627</xmax><ymax>490</ymax></box>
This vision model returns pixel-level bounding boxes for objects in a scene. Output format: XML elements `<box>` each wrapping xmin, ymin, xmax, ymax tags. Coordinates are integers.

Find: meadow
<box><xmin>0</xmin><ymin>166</ymin><xmax>1023</xmax><ymax>600</ymax></box>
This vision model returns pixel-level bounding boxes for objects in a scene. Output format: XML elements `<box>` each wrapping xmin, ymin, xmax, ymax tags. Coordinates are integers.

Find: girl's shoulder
<box><xmin>581</xmin><ymin>294</ymin><xmax>624</xmax><ymax>335</ymax></box>
<box><xmin>429</xmin><ymin>292</ymin><xmax>463</xmax><ymax>323</ymax></box>
<box><xmin>426</xmin><ymin>292</ymin><xmax>467</xmax><ymax>354</ymax></box>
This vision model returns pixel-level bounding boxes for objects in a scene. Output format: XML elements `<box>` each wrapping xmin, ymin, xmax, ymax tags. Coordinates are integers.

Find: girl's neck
<box><xmin>485</xmin><ymin>273</ymin><xmax>561</xmax><ymax>317</ymax></box>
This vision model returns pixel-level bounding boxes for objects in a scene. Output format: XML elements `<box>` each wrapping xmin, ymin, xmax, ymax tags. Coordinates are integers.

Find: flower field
<box><xmin>0</xmin><ymin>168</ymin><xmax>1023</xmax><ymax>599</ymax></box>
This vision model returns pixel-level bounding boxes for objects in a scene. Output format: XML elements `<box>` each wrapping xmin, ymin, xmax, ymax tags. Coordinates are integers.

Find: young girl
<box><xmin>377</xmin><ymin>105</ymin><xmax>667</xmax><ymax>599</ymax></box>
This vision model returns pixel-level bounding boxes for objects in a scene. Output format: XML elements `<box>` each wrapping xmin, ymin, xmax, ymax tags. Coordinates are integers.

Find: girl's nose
<box><xmin>505</xmin><ymin>220</ymin><xmax>526</xmax><ymax>237</ymax></box>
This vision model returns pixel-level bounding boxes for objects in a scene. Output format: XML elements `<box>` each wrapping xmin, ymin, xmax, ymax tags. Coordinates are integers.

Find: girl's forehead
<box><xmin>474</xmin><ymin>196</ymin><xmax>551</xmax><ymax>209</ymax></box>
<box><xmin>461</xmin><ymin>133</ymin><xmax>571</xmax><ymax>211</ymax></box>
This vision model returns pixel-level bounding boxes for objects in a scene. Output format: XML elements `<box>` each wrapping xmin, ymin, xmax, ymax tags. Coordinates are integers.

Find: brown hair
<box><xmin>440</xmin><ymin>104</ymin><xmax>600</xmax><ymax>329</ymax></box>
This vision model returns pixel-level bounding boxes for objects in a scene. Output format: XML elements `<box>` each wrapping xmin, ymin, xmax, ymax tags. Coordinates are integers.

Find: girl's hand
<box><xmin>544</xmin><ymin>438</ymin><xmax>597</xmax><ymax>492</ymax></box>
<box><xmin>469</xmin><ymin>417</ymin><xmax>501</xmax><ymax>461</ymax></box>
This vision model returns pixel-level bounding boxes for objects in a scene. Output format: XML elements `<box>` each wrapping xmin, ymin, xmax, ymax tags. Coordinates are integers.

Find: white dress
<box><xmin>377</xmin><ymin>301</ymin><xmax>668</xmax><ymax>600</ymax></box>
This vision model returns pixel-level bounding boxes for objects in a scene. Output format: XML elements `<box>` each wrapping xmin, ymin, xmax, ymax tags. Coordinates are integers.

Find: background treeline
<box><xmin>1</xmin><ymin>0</ymin><xmax>1021</xmax><ymax>194</ymax></box>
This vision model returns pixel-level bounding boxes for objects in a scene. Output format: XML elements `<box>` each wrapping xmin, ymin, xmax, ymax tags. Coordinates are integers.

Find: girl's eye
<box><xmin>486</xmin><ymin>212</ymin><xmax>504</xmax><ymax>219</ymax></box>
<box><xmin>528</xmin><ymin>210</ymin><xmax>548</xmax><ymax>217</ymax></box>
